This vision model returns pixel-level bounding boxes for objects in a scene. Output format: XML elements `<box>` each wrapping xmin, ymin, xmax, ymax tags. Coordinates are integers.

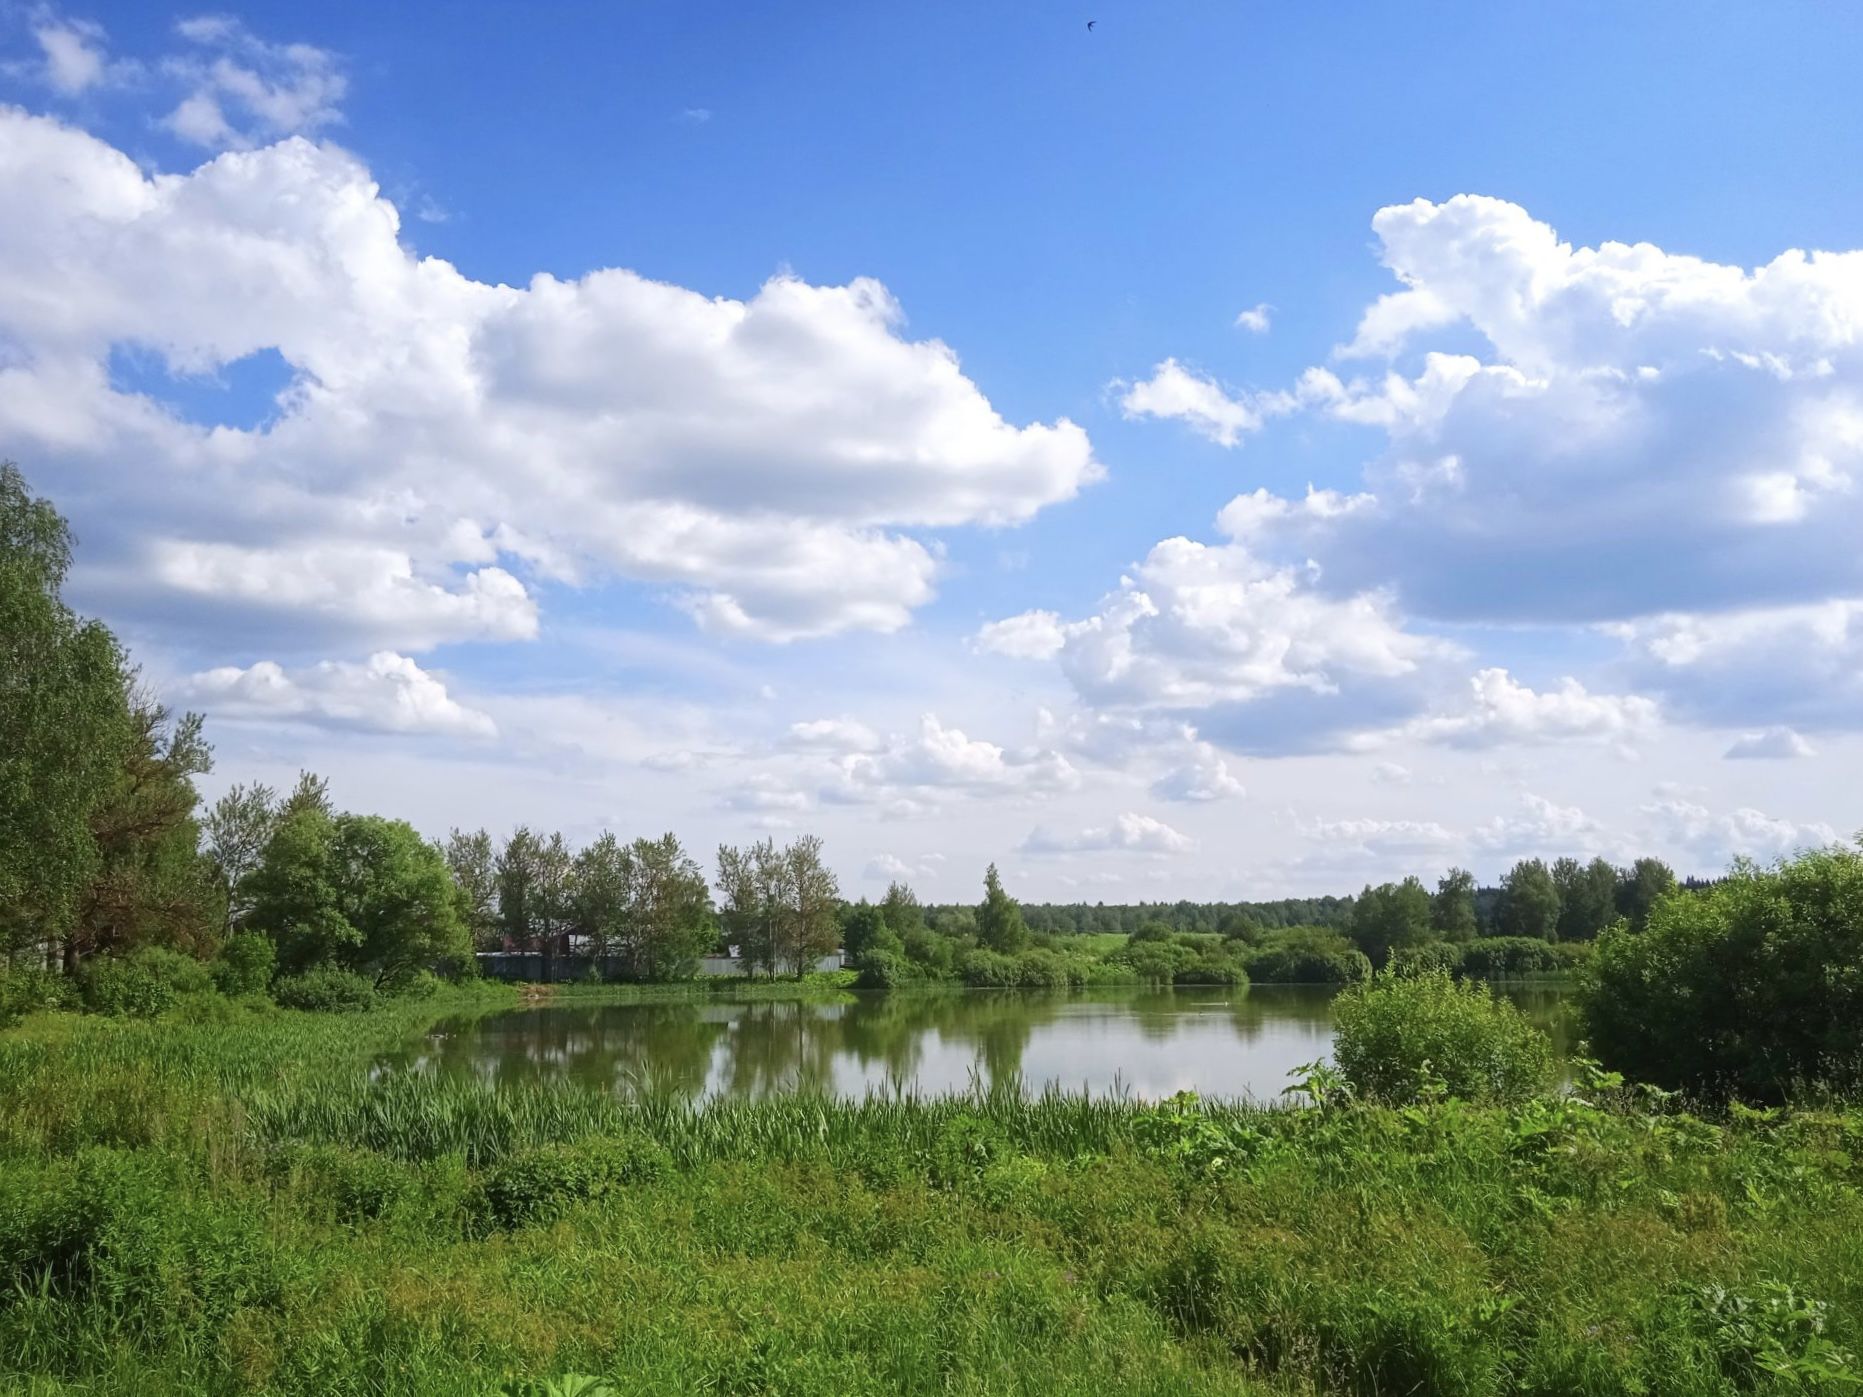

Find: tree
<box><xmin>1431</xmin><ymin>868</ymin><xmax>1479</xmax><ymax>942</ymax></box>
<box><xmin>569</xmin><ymin>832</ymin><xmax>630</xmax><ymax>964</ymax></box>
<box><xmin>976</xmin><ymin>864</ymin><xmax>1029</xmax><ymax>954</ymax></box>
<box><xmin>1497</xmin><ymin>859</ymin><xmax>1561</xmax><ymax>941</ymax></box>
<box><xmin>624</xmin><ymin>833</ymin><xmax>713</xmax><ymax>980</ymax></box>
<box><xmin>1553</xmin><ymin>855</ymin><xmax>1618</xmax><ymax>941</ymax></box>
<box><xmin>246</xmin><ymin>808</ymin><xmax>468</xmax><ymax>990</ymax></box>
<box><xmin>496</xmin><ymin>827</ymin><xmax>546</xmax><ymax>952</ymax></box>
<box><xmin>204</xmin><ymin>782</ymin><xmax>278</xmax><ymax>933</ymax></box>
<box><xmin>840</xmin><ymin>900</ymin><xmax>896</xmax><ymax>960</ymax></box>
<box><xmin>879</xmin><ymin>880</ymin><xmax>925</xmax><ymax>938</ymax></box>
<box><xmin>781</xmin><ymin>836</ymin><xmax>841</xmax><ymax>976</ymax></box>
<box><xmin>1348</xmin><ymin>877</ymin><xmax>1433</xmax><ymax>968</ymax></box>
<box><xmin>1616</xmin><ymin>856</ymin><xmax>1677</xmax><ymax>932</ymax></box>
<box><xmin>0</xmin><ymin>462</ymin><xmax>133</xmax><ymax>964</ymax></box>
<box><xmin>279</xmin><ymin>771</ymin><xmax>332</xmax><ymax>820</ymax></box>
<box><xmin>716</xmin><ymin>839</ymin><xmax>788</xmax><ymax>978</ymax></box>
<box><xmin>444</xmin><ymin>827</ymin><xmax>499</xmax><ymax>951</ymax></box>
<box><xmin>71</xmin><ymin>696</ymin><xmax>219</xmax><ymax>966</ymax></box>
<box><xmin>1583</xmin><ymin>843</ymin><xmax>1863</xmax><ymax>1100</ymax></box>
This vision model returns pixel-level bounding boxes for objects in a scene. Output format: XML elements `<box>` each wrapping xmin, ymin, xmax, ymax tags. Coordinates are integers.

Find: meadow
<box><xmin>3</xmin><ymin>984</ymin><xmax>1860</xmax><ymax>1395</ymax></box>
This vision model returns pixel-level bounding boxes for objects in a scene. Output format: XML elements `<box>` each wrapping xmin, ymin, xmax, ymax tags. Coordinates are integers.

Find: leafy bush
<box><xmin>1173</xmin><ymin>951</ymin><xmax>1249</xmax><ymax>986</ymax></box>
<box><xmin>1457</xmin><ymin>936</ymin><xmax>1564</xmax><ymax>978</ymax></box>
<box><xmin>1244</xmin><ymin>940</ymin><xmax>1372</xmax><ymax>985</ymax></box>
<box><xmin>1107</xmin><ymin>940</ymin><xmax>1190</xmax><ymax>985</ymax></box>
<box><xmin>0</xmin><ymin>964</ymin><xmax>75</xmax><ymax>1027</ymax></box>
<box><xmin>271</xmin><ymin>965</ymin><xmax>378</xmax><ymax>1013</ymax></box>
<box><xmin>1332</xmin><ymin>971</ymin><xmax>1553</xmax><ymax>1105</ymax></box>
<box><xmin>1388</xmin><ymin>942</ymin><xmax>1464</xmax><ymax>978</ymax></box>
<box><xmin>480</xmin><ymin>1135</ymin><xmax>671</xmax><ymax>1229</ymax></box>
<box><xmin>854</xmin><ymin>949</ymin><xmax>924</xmax><ymax>990</ymax></box>
<box><xmin>78</xmin><ymin>947</ymin><xmax>214</xmax><ymax>1018</ymax></box>
<box><xmin>210</xmin><ymin>931</ymin><xmax>276</xmax><ymax>997</ymax></box>
<box><xmin>1583</xmin><ymin>843</ymin><xmax>1863</xmax><ymax>1101</ymax></box>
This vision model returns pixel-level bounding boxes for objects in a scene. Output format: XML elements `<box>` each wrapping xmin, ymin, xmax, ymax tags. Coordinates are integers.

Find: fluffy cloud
<box><xmin>1150</xmin><ymin>745</ymin><xmax>1246</xmax><ymax>802</ymax></box>
<box><xmin>0</xmin><ymin>108</ymin><xmax>1100</xmax><ymax>651</ymax></box>
<box><xmin>1234</xmin><ymin>304</ymin><xmax>1272</xmax><ymax>335</ymax></box>
<box><xmin>1724</xmin><ymin>727</ymin><xmax>1816</xmax><ymax>760</ymax></box>
<box><xmin>826</xmin><ymin>714</ymin><xmax>1079</xmax><ymax>809</ymax></box>
<box><xmin>162</xmin><ymin>16</ymin><xmax>347</xmax><ymax>149</ymax></box>
<box><xmin>1613</xmin><ymin>600</ymin><xmax>1863</xmax><ymax>732</ymax></box>
<box><xmin>181</xmin><ymin>651</ymin><xmax>495</xmax><ymax>738</ymax></box>
<box><xmin>784</xmin><ymin>717</ymin><xmax>882</xmax><ymax>753</ymax></box>
<box><xmin>31</xmin><ymin>16</ymin><xmax>109</xmax><ymax>94</ymax></box>
<box><xmin>1641</xmin><ymin>798</ymin><xmax>1838</xmax><ymax>867</ymax></box>
<box><xmin>1186</xmin><ymin>196</ymin><xmax>1863</xmax><ymax>636</ymax></box>
<box><xmin>1117</xmin><ymin>359</ymin><xmax>1289</xmax><ymax>447</ymax></box>
<box><xmin>980</xmin><ymin>511</ymin><xmax>1457</xmax><ymax>754</ymax></box>
<box><xmin>1297</xmin><ymin>814</ymin><xmax>1458</xmax><ymax>858</ymax></box>
<box><xmin>1021</xmin><ymin>812</ymin><xmax>1195</xmax><ymax>856</ymax></box>
<box><xmin>1471</xmin><ymin>794</ymin><xmax>1601</xmax><ymax>854</ymax></box>
<box><xmin>1397</xmin><ymin>668</ymin><xmax>1659</xmax><ymax>749</ymax></box>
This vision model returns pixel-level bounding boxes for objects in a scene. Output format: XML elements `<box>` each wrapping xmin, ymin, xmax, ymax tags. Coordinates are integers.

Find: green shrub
<box><xmin>1108</xmin><ymin>940</ymin><xmax>1190</xmax><ymax>985</ymax></box>
<box><xmin>1457</xmin><ymin>936</ymin><xmax>1564</xmax><ymax>978</ymax></box>
<box><xmin>956</xmin><ymin>948</ymin><xmax>1018</xmax><ymax>988</ymax></box>
<box><xmin>854</xmin><ymin>949</ymin><xmax>923</xmax><ymax>989</ymax></box>
<box><xmin>1583</xmin><ymin>843</ymin><xmax>1863</xmax><ymax>1101</ymax></box>
<box><xmin>1012</xmin><ymin>948</ymin><xmax>1076</xmax><ymax>988</ymax></box>
<box><xmin>1244</xmin><ymin>941</ymin><xmax>1372</xmax><ymax>984</ymax></box>
<box><xmin>78</xmin><ymin>947</ymin><xmax>214</xmax><ymax>1018</ymax></box>
<box><xmin>1332</xmin><ymin>971</ymin><xmax>1553</xmax><ymax>1105</ymax></box>
<box><xmin>272</xmin><ymin>965</ymin><xmax>378</xmax><ymax>1013</ymax></box>
<box><xmin>1173</xmin><ymin>951</ymin><xmax>1249</xmax><ymax>986</ymax></box>
<box><xmin>0</xmin><ymin>964</ymin><xmax>75</xmax><ymax>1027</ymax></box>
<box><xmin>210</xmin><ymin>931</ymin><xmax>276</xmax><ymax>997</ymax></box>
<box><xmin>1388</xmin><ymin>942</ymin><xmax>1465</xmax><ymax>978</ymax></box>
<box><xmin>480</xmin><ymin>1135</ymin><xmax>671</xmax><ymax>1229</ymax></box>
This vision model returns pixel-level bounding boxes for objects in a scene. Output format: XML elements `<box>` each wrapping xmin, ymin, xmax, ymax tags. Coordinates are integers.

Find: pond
<box><xmin>390</xmin><ymin>984</ymin><xmax>1576</xmax><ymax>1103</ymax></box>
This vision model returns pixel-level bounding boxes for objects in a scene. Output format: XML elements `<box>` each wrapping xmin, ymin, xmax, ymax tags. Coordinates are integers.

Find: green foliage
<box><xmin>1617</xmin><ymin>854</ymin><xmax>1680</xmax><ymax>932</ymax></box>
<box><xmin>1497</xmin><ymin>858</ymin><xmax>1561</xmax><ymax>941</ymax></box>
<box><xmin>0</xmin><ymin>964</ymin><xmax>75</xmax><ymax>1027</ymax></box>
<box><xmin>1332</xmin><ymin>971</ymin><xmax>1554</xmax><ymax>1105</ymax></box>
<box><xmin>975</xmin><ymin>863</ymin><xmax>1030</xmax><ymax>954</ymax></box>
<box><xmin>1457</xmin><ymin>935</ymin><xmax>1592</xmax><ymax>979</ymax></box>
<box><xmin>1348</xmin><ymin>876</ymin><xmax>1433</xmax><ymax>968</ymax></box>
<box><xmin>1584</xmin><ymin>842</ymin><xmax>1863</xmax><ymax>1100</ymax></box>
<box><xmin>480</xmin><ymin>1134</ymin><xmax>671</xmax><ymax>1229</ymax></box>
<box><xmin>271</xmin><ymin>965</ymin><xmax>379</xmax><ymax>1013</ymax></box>
<box><xmin>1431</xmin><ymin>867</ymin><xmax>1479</xmax><ymax>941</ymax></box>
<box><xmin>77</xmin><ymin>947</ymin><xmax>214</xmax><ymax>1018</ymax></box>
<box><xmin>1242</xmin><ymin>928</ymin><xmax>1372</xmax><ymax>984</ymax></box>
<box><xmin>0</xmin><ymin>463</ymin><xmax>133</xmax><ymax>959</ymax></box>
<box><xmin>209</xmin><ymin>930</ymin><xmax>275</xmax><ymax>997</ymax></box>
<box><xmin>3</xmin><ymin>994</ymin><xmax>1863</xmax><ymax>1393</ymax></box>
<box><xmin>839</xmin><ymin>900</ymin><xmax>894</xmax><ymax>960</ymax></box>
<box><xmin>247</xmin><ymin>808</ymin><xmax>470</xmax><ymax>989</ymax></box>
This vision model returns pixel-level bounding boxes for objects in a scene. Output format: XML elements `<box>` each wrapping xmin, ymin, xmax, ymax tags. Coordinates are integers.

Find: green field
<box><xmin>2</xmin><ymin>988</ymin><xmax>1860</xmax><ymax>1395</ymax></box>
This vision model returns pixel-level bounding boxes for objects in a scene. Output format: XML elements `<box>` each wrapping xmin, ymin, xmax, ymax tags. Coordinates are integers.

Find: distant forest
<box><xmin>939</xmin><ymin>879</ymin><xmax>1722</xmax><ymax>940</ymax></box>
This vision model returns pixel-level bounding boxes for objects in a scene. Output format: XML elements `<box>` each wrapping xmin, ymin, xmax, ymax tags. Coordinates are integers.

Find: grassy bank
<box><xmin>2</xmin><ymin>992</ymin><xmax>1861</xmax><ymax>1394</ymax></box>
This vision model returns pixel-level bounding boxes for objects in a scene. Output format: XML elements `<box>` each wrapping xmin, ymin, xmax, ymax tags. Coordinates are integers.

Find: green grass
<box><xmin>1064</xmin><ymin>932</ymin><xmax>1131</xmax><ymax>955</ymax></box>
<box><xmin>2</xmin><ymin>991</ymin><xmax>1861</xmax><ymax>1394</ymax></box>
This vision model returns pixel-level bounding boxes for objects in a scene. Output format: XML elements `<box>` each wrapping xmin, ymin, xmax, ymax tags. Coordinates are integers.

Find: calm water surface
<box><xmin>391</xmin><ymin>985</ymin><xmax>1574</xmax><ymax>1102</ymax></box>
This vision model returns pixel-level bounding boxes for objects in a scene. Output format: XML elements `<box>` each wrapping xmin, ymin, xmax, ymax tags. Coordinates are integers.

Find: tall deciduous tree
<box><xmin>1553</xmin><ymin>855</ymin><xmax>1619</xmax><ymax>940</ymax></box>
<box><xmin>1616</xmin><ymin>856</ymin><xmax>1678</xmax><ymax>932</ymax></box>
<box><xmin>444</xmin><ymin>827</ymin><xmax>499</xmax><ymax>951</ymax></box>
<box><xmin>205</xmin><ymin>781</ymin><xmax>278</xmax><ymax>933</ymax></box>
<box><xmin>247</xmin><ymin>808</ymin><xmax>469</xmax><ymax>989</ymax></box>
<box><xmin>1350</xmin><ymin>877</ymin><xmax>1434</xmax><ymax>968</ymax></box>
<box><xmin>1498</xmin><ymin>859</ymin><xmax>1562</xmax><ymax>941</ymax></box>
<box><xmin>624</xmin><ymin>833</ymin><xmax>713</xmax><ymax>980</ymax></box>
<box><xmin>1431</xmin><ymin>868</ymin><xmax>1479</xmax><ymax>942</ymax></box>
<box><xmin>0</xmin><ymin>463</ymin><xmax>132</xmax><ymax>963</ymax></box>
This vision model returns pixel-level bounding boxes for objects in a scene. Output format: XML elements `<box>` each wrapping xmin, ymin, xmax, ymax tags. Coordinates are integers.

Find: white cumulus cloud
<box><xmin>1021</xmin><ymin>812</ymin><xmax>1195</xmax><ymax>856</ymax></box>
<box><xmin>182</xmin><ymin>651</ymin><xmax>495</xmax><ymax>738</ymax></box>
<box><xmin>0</xmin><ymin>108</ymin><xmax>1101</xmax><ymax>651</ymax></box>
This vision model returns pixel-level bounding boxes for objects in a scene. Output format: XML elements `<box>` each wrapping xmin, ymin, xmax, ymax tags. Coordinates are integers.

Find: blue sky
<box><xmin>3</xmin><ymin>1</ymin><xmax>1860</xmax><ymax>899</ymax></box>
